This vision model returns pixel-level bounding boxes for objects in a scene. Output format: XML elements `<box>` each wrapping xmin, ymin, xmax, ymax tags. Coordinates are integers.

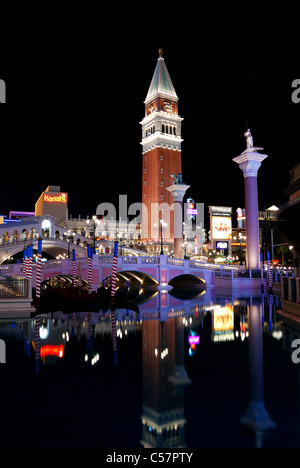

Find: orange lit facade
<box><xmin>35</xmin><ymin>185</ymin><xmax>68</xmax><ymax>225</ymax></box>
<box><xmin>141</xmin><ymin>53</ymin><xmax>183</xmax><ymax>244</ymax></box>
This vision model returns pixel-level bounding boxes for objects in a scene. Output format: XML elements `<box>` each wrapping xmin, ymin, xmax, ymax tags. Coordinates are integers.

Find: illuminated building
<box><xmin>280</xmin><ymin>163</ymin><xmax>300</xmax><ymax>274</ymax></box>
<box><xmin>141</xmin><ymin>50</ymin><xmax>183</xmax><ymax>246</ymax></box>
<box><xmin>35</xmin><ymin>185</ymin><xmax>68</xmax><ymax>225</ymax></box>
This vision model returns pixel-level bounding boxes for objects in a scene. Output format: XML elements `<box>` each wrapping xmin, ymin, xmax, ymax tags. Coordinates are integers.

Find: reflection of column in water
<box><xmin>240</xmin><ymin>298</ymin><xmax>276</xmax><ymax>434</ymax></box>
<box><xmin>86</xmin><ymin>312</ymin><xmax>92</xmax><ymax>353</ymax></box>
<box><xmin>111</xmin><ymin>306</ymin><xmax>118</xmax><ymax>366</ymax></box>
<box><xmin>169</xmin><ymin>316</ymin><xmax>191</xmax><ymax>385</ymax></box>
<box><xmin>269</xmin><ymin>295</ymin><xmax>273</xmax><ymax>332</ymax></box>
<box><xmin>35</xmin><ymin>315</ymin><xmax>40</xmax><ymax>375</ymax></box>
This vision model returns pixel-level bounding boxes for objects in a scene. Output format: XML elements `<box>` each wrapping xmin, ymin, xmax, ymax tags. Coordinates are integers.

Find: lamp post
<box><xmin>154</xmin><ymin>219</ymin><xmax>168</xmax><ymax>256</ymax></box>
<box><xmin>86</xmin><ymin>216</ymin><xmax>100</xmax><ymax>253</ymax></box>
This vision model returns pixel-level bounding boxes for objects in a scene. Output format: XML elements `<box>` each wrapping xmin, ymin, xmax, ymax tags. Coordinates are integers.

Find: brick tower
<box><xmin>141</xmin><ymin>50</ymin><xmax>183</xmax><ymax>247</ymax></box>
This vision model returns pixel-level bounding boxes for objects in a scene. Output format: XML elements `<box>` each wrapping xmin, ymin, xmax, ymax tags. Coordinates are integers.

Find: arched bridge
<box><xmin>0</xmin><ymin>255</ymin><xmax>262</xmax><ymax>291</ymax></box>
<box><xmin>0</xmin><ymin>237</ymin><xmax>88</xmax><ymax>264</ymax></box>
<box><xmin>1</xmin><ymin>255</ymin><xmax>217</xmax><ymax>290</ymax></box>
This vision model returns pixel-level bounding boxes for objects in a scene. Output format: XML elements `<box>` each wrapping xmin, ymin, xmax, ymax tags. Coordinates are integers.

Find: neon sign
<box><xmin>188</xmin><ymin>335</ymin><xmax>200</xmax><ymax>346</ymax></box>
<box><xmin>188</xmin><ymin>331</ymin><xmax>200</xmax><ymax>356</ymax></box>
<box><xmin>44</xmin><ymin>193</ymin><xmax>67</xmax><ymax>203</ymax></box>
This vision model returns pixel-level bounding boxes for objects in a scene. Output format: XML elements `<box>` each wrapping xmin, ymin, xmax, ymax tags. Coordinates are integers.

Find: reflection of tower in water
<box><xmin>140</xmin><ymin>314</ymin><xmax>190</xmax><ymax>448</ymax></box>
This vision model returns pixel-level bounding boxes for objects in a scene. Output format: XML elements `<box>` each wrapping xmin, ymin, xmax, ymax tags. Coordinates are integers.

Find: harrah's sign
<box><xmin>44</xmin><ymin>193</ymin><xmax>67</xmax><ymax>203</ymax></box>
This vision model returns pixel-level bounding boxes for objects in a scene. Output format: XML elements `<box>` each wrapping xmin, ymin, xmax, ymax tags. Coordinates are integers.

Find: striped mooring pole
<box><xmin>35</xmin><ymin>314</ymin><xmax>40</xmax><ymax>375</ymax></box>
<box><xmin>87</xmin><ymin>245</ymin><xmax>93</xmax><ymax>292</ymax></box>
<box><xmin>23</xmin><ymin>249</ymin><xmax>27</xmax><ymax>278</ymax></box>
<box><xmin>72</xmin><ymin>249</ymin><xmax>77</xmax><ymax>287</ymax></box>
<box><xmin>267</xmin><ymin>251</ymin><xmax>273</xmax><ymax>294</ymax></box>
<box><xmin>35</xmin><ymin>239</ymin><xmax>42</xmax><ymax>301</ymax></box>
<box><xmin>27</xmin><ymin>245</ymin><xmax>33</xmax><ymax>280</ymax></box>
<box><xmin>111</xmin><ymin>241</ymin><xmax>119</xmax><ymax>366</ymax></box>
<box><xmin>260</xmin><ymin>253</ymin><xmax>264</xmax><ymax>293</ymax></box>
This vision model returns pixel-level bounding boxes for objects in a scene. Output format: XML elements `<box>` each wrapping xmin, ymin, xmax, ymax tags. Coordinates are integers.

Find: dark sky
<box><xmin>0</xmin><ymin>21</ymin><xmax>299</xmax><ymax>230</ymax></box>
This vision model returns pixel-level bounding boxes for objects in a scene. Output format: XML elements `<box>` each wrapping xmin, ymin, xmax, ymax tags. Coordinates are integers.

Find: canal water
<box><xmin>0</xmin><ymin>288</ymin><xmax>299</xmax><ymax>449</ymax></box>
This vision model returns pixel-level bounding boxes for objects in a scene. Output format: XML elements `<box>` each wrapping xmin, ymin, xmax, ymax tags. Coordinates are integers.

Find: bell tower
<box><xmin>141</xmin><ymin>50</ymin><xmax>183</xmax><ymax>247</ymax></box>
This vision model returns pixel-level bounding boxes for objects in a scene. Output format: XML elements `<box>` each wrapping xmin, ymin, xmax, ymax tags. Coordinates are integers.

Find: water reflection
<box><xmin>239</xmin><ymin>297</ymin><xmax>277</xmax><ymax>445</ymax></box>
<box><xmin>0</xmin><ymin>288</ymin><xmax>299</xmax><ymax>448</ymax></box>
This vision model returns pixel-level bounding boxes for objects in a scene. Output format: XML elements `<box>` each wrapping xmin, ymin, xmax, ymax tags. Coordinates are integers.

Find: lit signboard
<box><xmin>210</xmin><ymin>206</ymin><xmax>232</xmax><ymax>217</ymax></box>
<box><xmin>186</xmin><ymin>200</ymin><xmax>198</xmax><ymax>216</ymax></box>
<box><xmin>211</xmin><ymin>216</ymin><xmax>232</xmax><ymax>240</ymax></box>
<box><xmin>44</xmin><ymin>193</ymin><xmax>67</xmax><ymax>204</ymax></box>
<box><xmin>213</xmin><ymin>306</ymin><xmax>234</xmax><ymax>342</ymax></box>
<box><xmin>216</xmin><ymin>241</ymin><xmax>228</xmax><ymax>250</ymax></box>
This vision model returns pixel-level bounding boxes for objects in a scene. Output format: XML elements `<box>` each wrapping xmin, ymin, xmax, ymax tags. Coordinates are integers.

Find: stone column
<box><xmin>166</xmin><ymin>183</ymin><xmax>190</xmax><ymax>259</ymax></box>
<box><xmin>233</xmin><ymin>130</ymin><xmax>268</xmax><ymax>270</ymax></box>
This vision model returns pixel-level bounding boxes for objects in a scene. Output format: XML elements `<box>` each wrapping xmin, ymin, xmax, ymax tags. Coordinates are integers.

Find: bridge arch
<box><xmin>102</xmin><ymin>270</ymin><xmax>158</xmax><ymax>288</ymax></box>
<box><xmin>168</xmin><ymin>274</ymin><xmax>206</xmax><ymax>288</ymax></box>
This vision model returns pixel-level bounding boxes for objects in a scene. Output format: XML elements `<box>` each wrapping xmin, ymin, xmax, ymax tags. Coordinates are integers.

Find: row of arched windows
<box><xmin>145</xmin><ymin>124</ymin><xmax>177</xmax><ymax>137</ymax></box>
<box><xmin>162</xmin><ymin>124</ymin><xmax>176</xmax><ymax>135</ymax></box>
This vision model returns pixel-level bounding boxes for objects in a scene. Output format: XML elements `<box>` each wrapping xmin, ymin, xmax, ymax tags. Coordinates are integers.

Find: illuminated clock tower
<box><xmin>141</xmin><ymin>50</ymin><xmax>183</xmax><ymax>246</ymax></box>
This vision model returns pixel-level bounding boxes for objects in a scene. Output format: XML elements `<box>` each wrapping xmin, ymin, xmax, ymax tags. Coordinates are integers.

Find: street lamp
<box><xmin>233</xmin><ymin>233</ymin><xmax>246</xmax><ymax>265</ymax></box>
<box><xmin>86</xmin><ymin>215</ymin><xmax>100</xmax><ymax>253</ymax></box>
<box><xmin>154</xmin><ymin>219</ymin><xmax>168</xmax><ymax>256</ymax></box>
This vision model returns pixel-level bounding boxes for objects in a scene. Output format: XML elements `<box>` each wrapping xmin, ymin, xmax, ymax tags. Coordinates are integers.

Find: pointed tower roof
<box><xmin>145</xmin><ymin>49</ymin><xmax>178</xmax><ymax>103</ymax></box>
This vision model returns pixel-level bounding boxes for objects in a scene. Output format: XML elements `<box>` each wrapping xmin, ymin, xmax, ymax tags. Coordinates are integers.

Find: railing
<box><xmin>0</xmin><ymin>236</ymin><xmax>88</xmax><ymax>250</ymax></box>
<box><xmin>0</xmin><ymin>276</ymin><xmax>28</xmax><ymax>298</ymax></box>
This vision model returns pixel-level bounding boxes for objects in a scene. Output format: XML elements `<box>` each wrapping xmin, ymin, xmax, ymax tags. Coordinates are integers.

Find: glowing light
<box><xmin>188</xmin><ymin>335</ymin><xmax>200</xmax><ymax>346</ymax></box>
<box><xmin>40</xmin><ymin>345</ymin><xmax>64</xmax><ymax>358</ymax></box>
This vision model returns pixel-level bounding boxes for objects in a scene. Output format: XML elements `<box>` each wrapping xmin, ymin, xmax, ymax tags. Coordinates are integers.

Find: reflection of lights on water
<box><xmin>85</xmin><ymin>353</ymin><xmax>100</xmax><ymax>365</ymax></box>
<box><xmin>62</xmin><ymin>332</ymin><xmax>69</xmax><ymax>342</ymax></box>
<box><xmin>154</xmin><ymin>347</ymin><xmax>169</xmax><ymax>359</ymax></box>
<box><xmin>39</xmin><ymin>326</ymin><xmax>49</xmax><ymax>340</ymax></box>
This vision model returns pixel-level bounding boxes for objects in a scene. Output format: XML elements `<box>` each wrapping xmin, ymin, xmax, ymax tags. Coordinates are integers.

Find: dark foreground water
<box><xmin>0</xmin><ymin>288</ymin><xmax>299</xmax><ymax>449</ymax></box>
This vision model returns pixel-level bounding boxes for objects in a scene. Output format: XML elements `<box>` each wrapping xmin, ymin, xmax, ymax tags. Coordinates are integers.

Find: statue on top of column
<box><xmin>244</xmin><ymin>129</ymin><xmax>254</xmax><ymax>148</ymax></box>
<box><xmin>171</xmin><ymin>173</ymin><xmax>183</xmax><ymax>185</ymax></box>
<box><xmin>242</xmin><ymin>128</ymin><xmax>264</xmax><ymax>154</ymax></box>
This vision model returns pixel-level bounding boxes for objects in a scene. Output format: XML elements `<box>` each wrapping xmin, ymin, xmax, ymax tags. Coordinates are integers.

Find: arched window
<box><xmin>21</xmin><ymin>229</ymin><xmax>28</xmax><ymax>241</ymax></box>
<box><xmin>42</xmin><ymin>219</ymin><xmax>51</xmax><ymax>238</ymax></box>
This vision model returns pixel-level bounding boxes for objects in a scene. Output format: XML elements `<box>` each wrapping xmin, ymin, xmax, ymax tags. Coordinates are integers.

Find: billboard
<box><xmin>213</xmin><ymin>306</ymin><xmax>234</xmax><ymax>342</ymax></box>
<box><xmin>211</xmin><ymin>216</ymin><xmax>232</xmax><ymax>240</ymax></box>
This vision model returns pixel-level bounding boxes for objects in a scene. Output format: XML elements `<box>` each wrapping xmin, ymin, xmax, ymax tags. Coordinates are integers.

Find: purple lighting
<box><xmin>188</xmin><ymin>335</ymin><xmax>200</xmax><ymax>346</ymax></box>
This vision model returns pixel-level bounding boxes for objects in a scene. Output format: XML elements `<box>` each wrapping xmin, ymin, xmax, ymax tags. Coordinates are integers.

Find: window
<box><xmin>160</xmin><ymin>155</ymin><xmax>163</xmax><ymax>160</ymax></box>
<box><xmin>161</xmin><ymin>181</ymin><xmax>163</xmax><ymax>187</ymax></box>
<box><xmin>161</xmin><ymin>195</ymin><xmax>164</xmax><ymax>200</ymax></box>
<box><xmin>161</xmin><ymin>168</ymin><xmax>163</xmax><ymax>173</ymax></box>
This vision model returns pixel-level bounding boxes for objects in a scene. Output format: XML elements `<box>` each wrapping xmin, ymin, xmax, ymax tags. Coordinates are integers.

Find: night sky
<box><xmin>0</xmin><ymin>22</ymin><xmax>299</xmax><ymax>231</ymax></box>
